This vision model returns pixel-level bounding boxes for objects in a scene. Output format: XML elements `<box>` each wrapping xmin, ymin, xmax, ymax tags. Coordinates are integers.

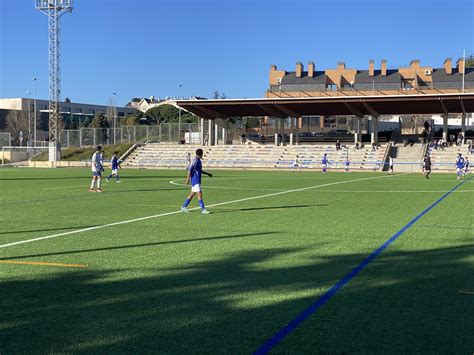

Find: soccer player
<box><xmin>464</xmin><ymin>157</ymin><xmax>470</xmax><ymax>176</ymax></box>
<box><xmin>422</xmin><ymin>154</ymin><xmax>431</xmax><ymax>179</ymax></box>
<box><xmin>181</xmin><ymin>148</ymin><xmax>213</xmax><ymax>214</ymax></box>
<box><xmin>322</xmin><ymin>153</ymin><xmax>329</xmax><ymax>174</ymax></box>
<box><xmin>106</xmin><ymin>151</ymin><xmax>121</xmax><ymax>183</ymax></box>
<box><xmin>185</xmin><ymin>152</ymin><xmax>192</xmax><ymax>170</ymax></box>
<box><xmin>89</xmin><ymin>145</ymin><xmax>104</xmax><ymax>193</ymax></box>
<box><xmin>455</xmin><ymin>153</ymin><xmax>465</xmax><ymax>180</ymax></box>
<box><xmin>292</xmin><ymin>155</ymin><xmax>301</xmax><ymax>172</ymax></box>
<box><xmin>344</xmin><ymin>156</ymin><xmax>350</xmax><ymax>173</ymax></box>
<box><xmin>388</xmin><ymin>156</ymin><xmax>394</xmax><ymax>175</ymax></box>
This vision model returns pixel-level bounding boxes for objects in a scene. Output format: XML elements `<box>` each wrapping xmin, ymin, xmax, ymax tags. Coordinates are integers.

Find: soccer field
<box><xmin>1</xmin><ymin>167</ymin><xmax>473</xmax><ymax>353</ymax></box>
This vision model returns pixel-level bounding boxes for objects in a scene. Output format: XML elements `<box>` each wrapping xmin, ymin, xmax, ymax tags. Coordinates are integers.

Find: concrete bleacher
<box><xmin>124</xmin><ymin>142</ymin><xmax>388</xmax><ymax>171</ymax></box>
<box><xmin>428</xmin><ymin>145</ymin><xmax>471</xmax><ymax>172</ymax></box>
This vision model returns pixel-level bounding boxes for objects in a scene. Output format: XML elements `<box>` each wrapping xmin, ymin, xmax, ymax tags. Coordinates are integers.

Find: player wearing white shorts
<box><xmin>292</xmin><ymin>155</ymin><xmax>301</xmax><ymax>172</ymax></box>
<box><xmin>106</xmin><ymin>151</ymin><xmax>121</xmax><ymax>182</ymax></box>
<box><xmin>89</xmin><ymin>146</ymin><xmax>104</xmax><ymax>192</ymax></box>
<box><xmin>181</xmin><ymin>149</ymin><xmax>213</xmax><ymax>214</ymax></box>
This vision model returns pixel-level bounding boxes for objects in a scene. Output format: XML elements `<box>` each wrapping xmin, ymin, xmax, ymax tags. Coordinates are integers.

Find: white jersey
<box><xmin>91</xmin><ymin>152</ymin><xmax>103</xmax><ymax>172</ymax></box>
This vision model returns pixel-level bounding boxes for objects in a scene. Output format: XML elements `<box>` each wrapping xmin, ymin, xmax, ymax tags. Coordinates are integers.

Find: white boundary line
<box><xmin>0</xmin><ymin>174</ymin><xmax>402</xmax><ymax>250</ymax></box>
<box><xmin>169</xmin><ymin>180</ymin><xmax>473</xmax><ymax>193</ymax></box>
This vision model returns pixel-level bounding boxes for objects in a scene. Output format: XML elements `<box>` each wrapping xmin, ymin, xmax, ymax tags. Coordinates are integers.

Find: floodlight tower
<box><xmin>35</xmin><ymin>0</ymin><xmax>73</xmax><ymax>162</ymax></box>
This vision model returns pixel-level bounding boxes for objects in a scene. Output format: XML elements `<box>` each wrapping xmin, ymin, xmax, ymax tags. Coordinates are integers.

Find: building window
<box><xmin>86</xmin><ymin>109</ymin><xmax>95</xmax><ymax>115</ymax></box>
<box><xmin>118</xmin><ymin>111</ymin><xmax>125</xmax><ymax>117</ymax></box>
<box><xmin>63</xmin><ymin>107</ymin><xmax>71</xmax><ymax>112</ymax></box>
<box><xmin>326</xmin><ymin>83</ymin><xmax>338</xmax><ymax>91</ymax></box>
<box><xmin>401</xmin><ymin>80</ymin><xmax>414</xmax><ymax>90</ymax></box>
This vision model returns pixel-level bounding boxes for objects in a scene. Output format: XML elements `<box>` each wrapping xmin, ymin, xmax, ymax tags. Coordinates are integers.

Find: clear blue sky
<box><xmin>0</xmin><ymin>0</ymin><xmax>473</xmax><ymax>106</ymax></box>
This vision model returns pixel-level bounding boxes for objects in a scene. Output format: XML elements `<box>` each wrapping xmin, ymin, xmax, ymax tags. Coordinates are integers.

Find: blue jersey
<box><xmin>345</xmin><ymin>160</ymin><xmax>350</xmax><ymax>166</ymax></box>
<box><xmin>188</xmin><ymin>158</ymin><xmax>202</xmax><ymax>186</ymax></box>
<box><xmin>322</xmin><ymin>156</ymin><xmax>329</xmax><ymax>164</ymax></box>
<box><xmin>456</xmin><ymin>157</ymin><xmax>465</xmax><ymax>169</ymax></box>
<box><xmin>111</xmin><ymin>156</ymin><xmax>119</xmax><ymax>170</ymax></box>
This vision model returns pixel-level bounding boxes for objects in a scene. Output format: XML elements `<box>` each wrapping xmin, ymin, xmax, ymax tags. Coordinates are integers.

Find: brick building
<box><xmin>265</xmin><ymin>58</ymin><xmax>474</xmax><ymax>134</ymax></box>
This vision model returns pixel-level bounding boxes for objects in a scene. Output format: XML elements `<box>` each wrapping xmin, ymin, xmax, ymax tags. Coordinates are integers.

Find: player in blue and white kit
<box><xmin>344</xmin><ymin>156</ymin><xmax>350</xmax><ymax>173</ymax></box>
<box><xmin>322</xmin><ymin>153</ymin><xmax>329</xmax><ymax>173</ymax></box>
<box><xmin>455</xmin><ymin>153</ymin><xmax>465</xmax><ymax>180</ymax></box>
<box><xmin>181</xmin><ymin>149</ymin><xmax>213</xmax><ymax>214</ymax></box>
<box><xmin>89</xmin><ymin>145</ymin><xmax>104</xmax><ymax>192</ymax></box>
<box><xmin>106</xmin><ymin>151</ymin><xmax>121</xmax><ymax>183</ymax></box>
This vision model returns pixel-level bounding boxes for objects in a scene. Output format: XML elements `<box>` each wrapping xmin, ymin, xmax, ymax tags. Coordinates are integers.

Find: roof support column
<box><xmin>208</xmin><ymin>118</ymin><xmax>213</xmax><ymax>146</ymax></box>
<box><xmin>461</xmin><ymin>113</ymin><xmax>466</xmax><ymax>144</ymax></box>
<box><xmin>296</xmin><ymin>117</ymin><xmax>301</xmax><ymax>145</ymax></box>
<box><xmin>371</xmin><ymin>116</ymin><xmax>378</xmax><ymax>144</ymax></box>
<box><xmin>214</xmin><ymin>121</ymin><xmax>218</xmax><ymax>146</ymax></box>
<box><xmin>290</xmin><ymin>116</ymin><xmax>294</xmax><ymax>145</ymax></box>
<box><xmin>354</xmin><ymin>117</ymin><xmax>361</xmax><ymax>144</ymax></box>
<box><xmin>442</xmin><ymin>114</ymin><xmax>448</xmax><ymax>142</ymax></box>
<box><xmin>200</xmin><ymin>117</ymin><xmax>204</xmax><ymax>145</ymax></box>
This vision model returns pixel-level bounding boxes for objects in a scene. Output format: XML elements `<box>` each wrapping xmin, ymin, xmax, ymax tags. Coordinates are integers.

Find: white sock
<box><xmin>97</xmin><ymin>178</ymin><xmax>101</xmax><ymax>189</ymax></box>
<box><xmin>90</xmin><ymin>180</ymin><xmax>95</xmax><ymax>189</ymax></box>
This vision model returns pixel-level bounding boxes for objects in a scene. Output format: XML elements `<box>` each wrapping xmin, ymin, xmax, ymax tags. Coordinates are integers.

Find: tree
<box><xmin>466</xmin><ymin>54</ymin><xmax>474</xmax><ymax>68</ymax></box>
<box><xmin>64</xmin><ymin>97</ymin><xmax>71</xmax><ymax>103</ymax></box>
<box><xmin>5</xmin><ymin>109</ymin><xmax>30</xmax><ymax>145</ymax></box>
<box><xmin>145</xmin><ymin>104</ymin><xmax>180</xmax><ymax>124</ymax></box>
<box><xmin>220</xmin><ymin>93</ymin><xmax>227</xmax><ymax>99</ymax></box>
<box><xmin>91</xmin><ymin>112</ymin><xmax>109</xmax><ymax>128</ymax></box>
<box><xmin>213</xmin><ymin>90</ymin><xmax>220</xmax><ymax>99</ymax></box>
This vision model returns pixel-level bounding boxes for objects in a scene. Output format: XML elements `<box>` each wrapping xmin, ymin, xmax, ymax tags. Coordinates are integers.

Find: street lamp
<box><xmin>26</xmin><ymin>90</ymin><xmax>31</xmax><ymax>147</ymax></box>
<box><xmin>33</xmin><ymin>77</ymin><xmax>37</xmax><ymax>146</ymax></box>
<box><xmin>178</xmin><ymin>84</ymin><xmax>182</xmax><ymax>141</ymax></box>
<box><xmin>112</xmin><ymin>92</ymin><xmax>117</xmax><ymax>145</ymax></box>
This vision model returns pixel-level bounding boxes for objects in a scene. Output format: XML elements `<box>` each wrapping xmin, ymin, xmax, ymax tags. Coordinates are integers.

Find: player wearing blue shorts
<box><xmin>322</xmin><ymin>153</ymin><xmax>329</xmax><ymax>173</ymax></box>
<box><xmin>181</xmin><ymin>149</ymin><xmax>213</xmax><ymax>214</ymax></box>
<box><xmin>456</xmin><ymin>154</ymin><xmax>465</xmax><ymax>180</ymax></box>
<box><xmin>89</xmin><ymin>145</ymin><xmax>104</xmax><ymax>192</ymax></box>
<box><xmin>106</xmin><ymin>151</ymin><xmax>121</xmax><ymax>183</ymax></box>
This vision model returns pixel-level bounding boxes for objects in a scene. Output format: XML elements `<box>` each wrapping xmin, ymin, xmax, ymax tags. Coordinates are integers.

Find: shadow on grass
<box><xmin>0</xmin><ymin>232</ymin><xmax>278</xmax><ymax>260</ymax></box>
<box><xmin>1</xmin><ymin>244</ymin><xmax>473</xmax><ymax>353</ymax></box>
<box><xmin>211</xmin><ymin>204</ymin><xmax>328</xmax><ymax>214</ymax></box>
<box><xmin>0</xmin><ymin>225</ymin><xmax>100</xmax><ymax>236</ymax></box>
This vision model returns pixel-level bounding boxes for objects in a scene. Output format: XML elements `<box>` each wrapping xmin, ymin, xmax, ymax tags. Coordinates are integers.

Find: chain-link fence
<box><xmin>0</xmin><ymin>133</ymin><xmax>11</xmax><ymax>148</ymax></box>
<box><xmin>56</xmin><ymin>123</ymin><xmax>200</xmax><ymax>147</ymax></box>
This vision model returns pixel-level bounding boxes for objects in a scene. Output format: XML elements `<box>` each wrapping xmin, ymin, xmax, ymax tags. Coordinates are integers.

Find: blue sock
<box><xmin>199</xmin><ymin>199</ymin><xmax>205</xmax><ymax>210</ymax></box>
<box><xmin>116</xmin><ymin>175</ymin><xmax>120</xmax><ymax>181</ymax></box>
<box><xmin>107</xmin><ymin>174</ymin><xmax>112</xmax><ymax>179</ymax></box>
<box><xmin>182</xmin><ymin>199</ymin><xmax>191</xmax><ymax>208</ymax></box>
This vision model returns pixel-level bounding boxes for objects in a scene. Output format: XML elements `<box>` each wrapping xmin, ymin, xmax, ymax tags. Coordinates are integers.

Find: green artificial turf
<box><xmin>0</xmin><ymin>167</ymin><xmax>473</xmax><ymax>353</ymax></box>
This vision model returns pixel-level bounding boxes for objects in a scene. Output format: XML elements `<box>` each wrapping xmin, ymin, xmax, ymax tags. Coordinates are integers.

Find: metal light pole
<box><xmin>112</xmin><ymin>92</ymin><xmax>117</xmax><ymax>145</ymax></box>
<box><xmin>178</xmin><ymin>84</ymin><xmax>182</xmax><ymax>141</ymax></box>
<box><xmin>26</xmin><ymin>90</ymin><xmax>31</xmax><ymax>147</ymax></box>
<box><xmin>33</xmin><ymin>77</ymin><xmax>37</xmax><ymax>146</ymax></box>
<box><xmin>35</xmin><ymin>0</ymin><xmax>74</xmax><ymax>161</ymax></box>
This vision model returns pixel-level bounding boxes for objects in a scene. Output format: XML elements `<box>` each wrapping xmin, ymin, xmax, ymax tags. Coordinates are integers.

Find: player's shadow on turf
<box><xmin>212</xmin><ymin>204</ymin><xmax>328</xmax><ymax>214</ymax></box>
<box><xmin>112</xmin><ymin>188</ymin><xmax>184</xmax><ymax>193</ymax></box>
<box><xmin>0</xmin><ymin>225</ymin><xmax>100</xmax><ymax>236</ymax></box>
<box><xmin>0</xmin><ymin>232</ymin><xmax>280</xmax><ymax>260</ymax></box>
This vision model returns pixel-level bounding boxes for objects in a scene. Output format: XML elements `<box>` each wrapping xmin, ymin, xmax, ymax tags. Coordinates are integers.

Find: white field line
<box><xmin>0</xmin><ymin>174</ymin><xmax>403</xmax><ymax>250</ymax></box>
<box><xmin>169</xmin><ymin>180</ymin><xmax>473</xmax><ymax>193</ymax></box>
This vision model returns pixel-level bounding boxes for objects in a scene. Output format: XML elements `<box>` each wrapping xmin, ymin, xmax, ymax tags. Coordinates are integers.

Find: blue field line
<box><xmin>254</xmin><ymin>176</ymin><xmax>473</xmax><ymax>355</ymax></box>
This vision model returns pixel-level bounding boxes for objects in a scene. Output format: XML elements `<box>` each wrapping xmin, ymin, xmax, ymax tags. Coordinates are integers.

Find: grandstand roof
<box><xmin>176</xmin><ymin>92</ymin><xmax>474</xmax><ymax>119</ymax></box>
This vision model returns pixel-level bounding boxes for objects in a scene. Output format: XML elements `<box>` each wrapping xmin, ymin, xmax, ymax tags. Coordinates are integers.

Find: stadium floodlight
<box><xmin>35</xmin><ymin>0</ymin><xmax>73</xmax><ymax>162</ymax></box>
